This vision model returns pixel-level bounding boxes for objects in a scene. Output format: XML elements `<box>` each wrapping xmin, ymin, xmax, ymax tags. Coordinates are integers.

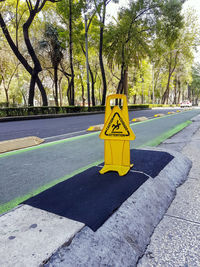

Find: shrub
<box><xmin>0</xmin><ymin>103</ymin><xmax>178</xmax><ymax>118</ymax></box>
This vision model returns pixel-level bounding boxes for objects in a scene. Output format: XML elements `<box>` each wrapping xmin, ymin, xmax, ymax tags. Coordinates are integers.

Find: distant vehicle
<box><xmin>180</xmin><ymin>100</ymin><xmax>192</xmax><ymax>108</ymax></box>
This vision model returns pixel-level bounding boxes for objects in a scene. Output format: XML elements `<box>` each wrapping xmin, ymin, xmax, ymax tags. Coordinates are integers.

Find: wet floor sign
<box><xmin>99</xmin><ymin>94</ymin><xmax>136</xmax><ymax>176</ymax></box>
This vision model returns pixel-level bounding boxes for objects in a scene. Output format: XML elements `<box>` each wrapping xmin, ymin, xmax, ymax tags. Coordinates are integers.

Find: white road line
<box><xmin>44</xmin><ymin>130</ymin><xmax>87</xmax><ymax>140</ymax></box>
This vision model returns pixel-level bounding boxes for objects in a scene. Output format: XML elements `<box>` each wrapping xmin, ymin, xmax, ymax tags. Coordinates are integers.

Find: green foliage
<box><xmin>0</xmin><ymin>105</ymin><xmax>106</xmax><ymax>117</ymax></box>
<box><xmin>0</xmin><ymin>0</ymin><xmax>199</xmax><ymax>106</ymax></box>
<box><xmin>157</xmin><ymin>0</ymin><xmax>185</xmax><ymax>48</ymax></box>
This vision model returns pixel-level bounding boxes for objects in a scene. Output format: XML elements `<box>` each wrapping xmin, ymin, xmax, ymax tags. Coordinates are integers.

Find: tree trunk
<box><xmin>4</xmin><ymin>88</ymin><xmax>9</xmax><ymax>107</ymax></box>
<box><xmin>162</xmin><ymin>53</ymin><xmax>178</xmax><ymax>104</ymax></box>
<box><xmin>69</xmin><ymin>0</ymin><xmax>75</xmax><ymax>106</ymax></box>
<box><xmin>115</xmin><ymin>62</ymin><xmax>125</xmax><ymax>105</ymax></box>
<box><xmin>117</xmin><ymin>45</ymin><xmax>125</xmax><ymax>95</ymax></box>
<box><xmin>100</xmin><ymin>1</ymin><xmax>107</xmax><ymax>106</ymax></box>
<box><xmin>89</xmin><ymin>65</ymin><xmax>96</xmax><ymax>106</ymax></box>
<box><xmin>162</xmin><ymin>71</ymin><xmax>172</xmax><ymax>104</ymax></box>
<box><xmin>36</xmin><ymin>76</ymin><xmax>48</xmax><ymax>106</ymax></box>
<box><xmin>188</xmin><ymin>83</ymin><xmax>191</xmax><ymax>101</ymax></box>
<box><xmin>80</xmin><ymin>74</ymin><xmax>86</xmax><ymax>106</ymax></box>
<box><xmin>123</xmin><ymin>68</ymin><xmax>128</xmax><ymax>97</ymax></box>
<box><xmin>117</xmin><ymin>68</ymin><xmax>124</xmax><ymax>94</ymax></box>
<box><xmin>28</xmin><ymin>72</ymin><xmax>37</xmax><ymax>106</ymax></box>
<box><xmin>67</xmin><ymin>79</ymin><xmax>72</xmax><ymax>105</ymax></box>
<box><xmin>54</xmin><ymin>66</ymin><xmax>59</xmax><ymax>106</ymax></box>
<box><xmin>21</xmin><ymin>90</ymin><xmax>27</xmax><ymax>106</ymax></box>
<box><xmin>173</xmin><ymin>76</ymin><xmax>177</xmax><ymax>104</ymax></box>
<box><xmin>177</xmin><ymin>78</ymin><xmax>181</xmax><ymax>104</ymax></box>
<box><xmin>133</xmin><ymin>94</ymin><xmax>136</xmax><ymax>104</ymax></box>
<box><xmin>59</xmin><ymin>76</ymin><xmax>63</xmax><ymax>106</ymax></box>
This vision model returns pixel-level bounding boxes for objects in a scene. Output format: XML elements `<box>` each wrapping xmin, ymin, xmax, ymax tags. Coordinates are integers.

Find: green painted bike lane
<box><xmin>0</xmin><ymin>109</ymin><xmax>199</xmax><ymax>214</ymax></box>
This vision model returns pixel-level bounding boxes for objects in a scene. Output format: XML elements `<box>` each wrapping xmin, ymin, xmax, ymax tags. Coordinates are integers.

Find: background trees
<box><xmin>0</xmin><ymin>0</ymin><xmax>200</xmax><ymax>107</ymax></box>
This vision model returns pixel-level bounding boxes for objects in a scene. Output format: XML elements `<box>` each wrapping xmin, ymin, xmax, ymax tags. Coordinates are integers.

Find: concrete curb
<box><xmin>45</xmin><ymin>148</ymin><xmax>191</xmax><ymax>266</ymax></box>
<box><xmin>132</xmin><ymin>116</ymin><xmax>148</xmax><ymax>122</ymax></box>
<box><xmin>87</xmin><ymin>124</ymin><xmax>104</xmax><ymax>131</ymax></box>
<box><xmin>154</xmin><ymin>113</ymin><xmax>165</xmax><ymax>117</ymax></box>
<box><xmin>0</xmin><ymin>136</ymin><xmax>44</xmax><ymax>153</ymax></box>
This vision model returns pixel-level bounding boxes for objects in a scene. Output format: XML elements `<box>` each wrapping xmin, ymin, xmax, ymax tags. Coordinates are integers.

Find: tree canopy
<box><xmin>0</xmin><ymin>0</ymin><xmax>200</xmax><ymax>107</ymax></box>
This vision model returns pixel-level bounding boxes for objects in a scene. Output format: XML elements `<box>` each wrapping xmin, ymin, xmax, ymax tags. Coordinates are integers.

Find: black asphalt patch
<box><xmin>131</xmin><ymin>149</ymin><xmax>174</xmax><ymax>178</ymax></box>
<box><xmin>23</xmin><ymin>149</ymin><xmax>173</xmax><ymax>231</ymax></box>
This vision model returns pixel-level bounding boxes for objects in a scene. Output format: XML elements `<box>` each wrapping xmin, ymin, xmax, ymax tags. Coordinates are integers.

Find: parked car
<box><xmin>180</xmin><ymin>100</ymin><xmax>192</xmax><ymax>108</ymax></box>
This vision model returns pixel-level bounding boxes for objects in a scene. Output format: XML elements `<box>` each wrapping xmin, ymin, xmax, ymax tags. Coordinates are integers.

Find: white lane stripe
<box><xmin>44</xmin><ymin>130</ymin><xmax>87</xmax><ymax>140</ymax></box>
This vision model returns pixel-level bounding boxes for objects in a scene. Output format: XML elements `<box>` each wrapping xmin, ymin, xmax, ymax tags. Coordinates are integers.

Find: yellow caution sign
<box><xmin>99</xmin><ymin>106</ymin><xmax>135</xmax><ymax>140</ymax></box>
<box><xmin>99</xmin><ymin>94</ymin><xmax>136</xmax><ymax>176</ymax></box>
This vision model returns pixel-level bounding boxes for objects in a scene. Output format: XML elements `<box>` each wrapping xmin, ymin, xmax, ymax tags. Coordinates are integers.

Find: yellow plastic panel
<box><xmin>99</xmin><ymin>94</ymin><xmax>136</xmax><ymax>176</ymax></box>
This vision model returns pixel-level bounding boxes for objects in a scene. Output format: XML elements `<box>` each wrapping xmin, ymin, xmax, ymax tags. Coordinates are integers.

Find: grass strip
<box><xmin>140</xmin><ymin>120</ymin><xmax>192</xmax><ymax>147</ymax></box>
<box><xmin>0</xmin><ymin>159</ymin><xmax>103</xmax><ymax>215</ymax></box>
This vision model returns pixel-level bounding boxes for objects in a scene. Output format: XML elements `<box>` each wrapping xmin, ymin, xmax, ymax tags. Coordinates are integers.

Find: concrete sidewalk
<box><xmin>138</xmin><ymin>114</ymin><xmax>200</xmax><ymax>266</ymax></box>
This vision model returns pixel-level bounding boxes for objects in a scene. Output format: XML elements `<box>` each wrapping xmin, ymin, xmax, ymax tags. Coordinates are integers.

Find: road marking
<box><xmin>44</xmin><ymin>130</ymin><xmax>87</xmax><ymax>140</ymax></box>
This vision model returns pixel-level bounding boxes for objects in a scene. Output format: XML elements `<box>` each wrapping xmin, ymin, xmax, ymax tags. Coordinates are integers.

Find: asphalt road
<box><xmin>1</xmin><ymin>108</ymin><xmax>200</xmax><ymax>211</ymax></box>
<box><xmin>0</xmin><ymin>108</ymin><xmax>181</xmax><ymax>142</ymax></box>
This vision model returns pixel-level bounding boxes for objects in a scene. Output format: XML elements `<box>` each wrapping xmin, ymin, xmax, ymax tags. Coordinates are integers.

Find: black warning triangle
<box><xmin>99</xmin><ymin>106</ymin><xmax>135</xmax><ymax>140</ymax></box>
<box><xmin>105</xmin><ymin>112</ymin><xmax>129</xmax><ymax>137</ymax></box>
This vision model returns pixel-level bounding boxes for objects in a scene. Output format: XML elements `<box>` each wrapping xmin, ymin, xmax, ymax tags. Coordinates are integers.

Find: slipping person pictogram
<box><xmin>112</xmin><ymin>120</ymin><xmax>121</xmax><ymax>133</ymax></box>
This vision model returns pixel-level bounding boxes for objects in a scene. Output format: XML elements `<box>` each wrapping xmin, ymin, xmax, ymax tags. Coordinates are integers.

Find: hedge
<box><xmin>0</xmin><ymin>104</ymin><xmax>178</xmax><ymax>118</ymax></box>
<box><xmin>0</xmin><ymin>106</ymin><xmax>103</xmax><ymax>117</ymax></box>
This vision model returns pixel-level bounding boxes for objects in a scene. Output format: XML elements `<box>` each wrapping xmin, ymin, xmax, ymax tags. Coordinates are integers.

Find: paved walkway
<box><xmin>138</xmin><ymin>114</ymin><xmax>200</xmax><ymax>266</ymax></box>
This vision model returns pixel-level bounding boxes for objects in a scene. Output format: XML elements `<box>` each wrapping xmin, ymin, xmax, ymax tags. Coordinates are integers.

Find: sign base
<box><xmin>99</xmin><ymin>164</ymin><xmax>133</xmax><ymax>176</ymax></box>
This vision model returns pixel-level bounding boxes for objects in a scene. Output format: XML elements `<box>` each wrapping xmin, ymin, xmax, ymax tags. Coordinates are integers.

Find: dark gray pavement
<box><xmin>0</xmin><ymin>109</ymin><xmax>200</xmax><ymax>206</ymax></box>
<box><xmin>0</xmin><ymin>108</ymin><xmax>180</xmax><ymax>142</ymax></box>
